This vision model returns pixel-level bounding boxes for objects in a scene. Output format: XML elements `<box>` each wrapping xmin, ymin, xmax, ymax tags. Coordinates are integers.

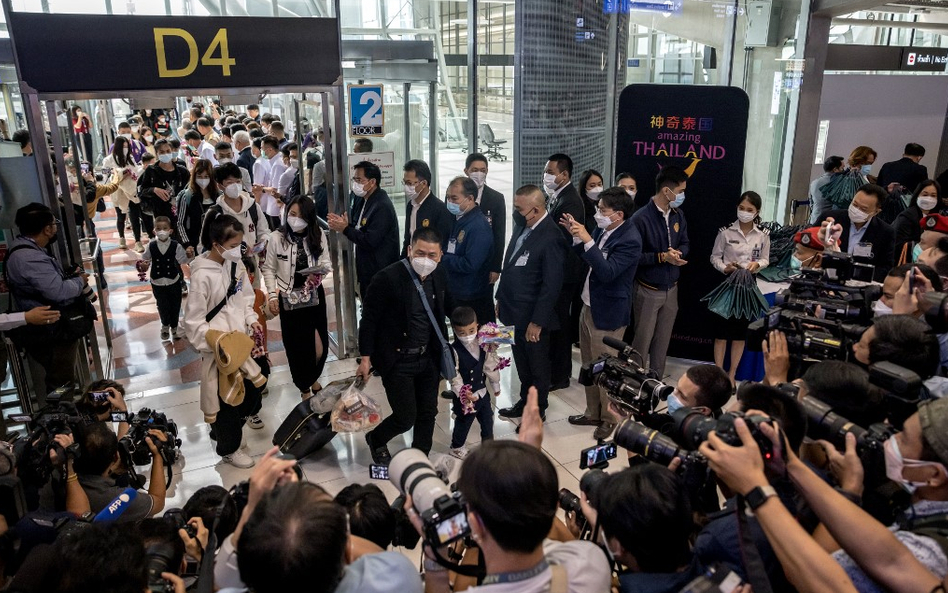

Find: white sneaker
<box><xmin>171</xmin><ymin>327</ymin><xmax>181</xmax><ymax>340</ymax></box>
<box><xmin>449</xmin><ymin>447</ymin><xmax>469</xmax><ymax>460</ymax></box>
<box><xmin>222</xmin><ymin>449</ymin><xmax>255</xmax><ymax>468</ymax></box>
<box><xmin>247</xmin><ymin>415</ymin><xmax>265</xmax><ymax>429</ymax></box>
<box><xmin>160</xmin><ymin>326</ymin><xmax>170</xmax><ymax>340</ymax></box>
<box><xmin>434</xmin><ymin>454</ymin><xmax>457</xmax><ymax>481</ymax></box>
<box><xmin>133</xmin><ymin>241</ymin><xmax>144</xmax><ymax>253</ymax></box>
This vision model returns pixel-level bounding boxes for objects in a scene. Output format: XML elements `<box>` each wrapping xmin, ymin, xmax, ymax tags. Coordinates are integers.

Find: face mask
<box><xmin>594</xmin><ymin>212</ymin><xmax>615</xmax><ymax>229</ymax></box>
<box><xmin>459</xmin><ymin>334</ymin><xmax>477</xmax><ymax>344</ymax></box>
<box><xmin>883</xmin><ymin>435</ymin><xmax>946</xmax><ymax>494</ymax></box>
<box><xmin>123</xmin><ymin>147</ymin><xmax>130</xmax><ymax>155</ymax></box>
<box><xmin>287</xmin><ymin>216</ymin><xmax>308</xmax><ymax>233</ymax></box>
<box><xmin>411</xmin><ymin>256</ymin><xmax>438</xmax><ymax>277</ymax></box>
<box><xmin>217</xmin><ymin>245</ymin><xmax>243</xmax><ymax>263</ymax></box>
<box><xmin>352</xmin><ymin>182</ymin><xmax>367</xmax><ymax>198</ymax></box>
<box><xmin>404</xmin><ymin>184</ymin><xmax>418</xmax><ymax>201</ymax></box>
<box><xmin>224</xmin><ymin>184</ymin><xmax>241</xmax><ymax>199</ymax></box>
<box><xmin>913</xmin><ymin>243</ymin><xmax>923</xmax><ymax>262</ymax></box>
<box><xmin>48</xmin><ymin>230</ymin><xmax>59</xmax><ymax>244</ymax></box>
<box><xmin>872</xmin><ymin>299</ymin><xmax>893</xmax><ymax>316</ymax></box>
<box><xmin>737</xmin><ymin>210</ymin><xmax>756</xmax><ymax>223</ymax></box>
<box><xmin>131</xmin><ymin>125</ymin><xmax>140</xmax><ymax>133</ymax></box>
<box><xmin>666</xmin><ymin>393</ymin><xmax>685</xmax><ymax>414</ymax></box>
<box><xmin>790</xmin><ymin>254</ymin><xmax>808</xmax><ymax>271</ymax></box>
<box><xmin>289</xmin><ymin>159</ymin><xmax>299</xmax><ymax>170</ymax></box>
<box><xmin>861</xmin><ymin>164</ymin><xmax>873</xmax><ymax>175</ymax></box>
<box><xmin>626</xmin><ymin>189</ymin><xmax>636</xmax><ymax>199</ymax></box>
<box><xmin>918</xmin><ymin>196</ymin><xmax>939</xmax><ymax>212</ymax></box>
<box><xmin>670</xmin><ymin>191</ymin><xmax>686</xmax><ymax>208</ymax></box>
<box><xmin>145</xmin><ymin>110</ymin><xmax>152</xmax><ymax>115</ymax></box>
<box><xmin>469</xmin><ymin>172</ymin><xmax>486</xmax><ymax>188</ymax></box>
<box><xmin>513</xmin><ymin>210</ymin><xmax>527</xmax><ymax>228</ymax></box>
<box><xmin>848</xmin><ymin>203</ymin><xmax>871</xmax><ymax>224</ymax></box>
<box><xmin>446</xmin><ymin>201</ymin><xmax>462</xmax><ymax>216</ymax></box>
<box><xmin>158</xmin><ymin>153</ymin><xmax>174</xmax><ymax>164</ymax></box>
<box><xmin>143</xmin><ymin>134</ymin><xmax>154</xmax><ymax>143</ymax></box>
<box><xmin>218</xmin><ymin>157</ymin><xmax>233</xmax><ymax>165</ymax></box>
<box><xmin>543</xmin><ymin>173</ymin><xmax>559</xmax><ymax>192</ymax></box>
<box><xmin>121</xmin><ymin>133</ymin><xmax>132</xmax><ymax>140</ymax></box>
<box><xmin>156</xmin><ymin>230</ymin><xmax>170</xmax><ymax>241</ymax></box>
<box><xmin>196</xmin><ymin>177</ymin><xmax>210</xmax><ymax>189</ymax></box>
<box><xmin>587</xmin><ymin>187</ymin><xmax>603</xmax><ymax>201</ymax></box>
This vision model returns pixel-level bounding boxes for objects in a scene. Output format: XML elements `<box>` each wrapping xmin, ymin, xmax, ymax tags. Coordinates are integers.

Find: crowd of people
<box><xmin>5</xmin><ymin>100</ymin><xmax>948</xmax><ymax>593</ymax></box>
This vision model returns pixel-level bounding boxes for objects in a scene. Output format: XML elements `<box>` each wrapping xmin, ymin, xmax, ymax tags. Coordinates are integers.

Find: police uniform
<box><xmin>709</xmin><ymin>221</ymin><xmax>770</xmax><ymax>340</ymax></box>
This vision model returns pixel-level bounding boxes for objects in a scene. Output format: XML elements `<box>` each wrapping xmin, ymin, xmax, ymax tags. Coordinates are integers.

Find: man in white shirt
<box><xmin>258</xmin><ymin>135</ymin><xmax>285</xmax><ymax>228</ymax></box>
<box><xmin>184</xmin><ymin>130</ymin><xmax>217</xmax><ymax>166</ymax></box>
<box><xmin>277</xmin><ymin>142</ymin><xmax>300</xmax><ymax>198</ymax></box>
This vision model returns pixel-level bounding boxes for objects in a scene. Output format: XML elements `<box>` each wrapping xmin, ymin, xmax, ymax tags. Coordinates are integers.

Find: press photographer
<box><xmin>75</xmin><ymin>380</ymin><xmax>131</xmax><ymax>438</ymax></box>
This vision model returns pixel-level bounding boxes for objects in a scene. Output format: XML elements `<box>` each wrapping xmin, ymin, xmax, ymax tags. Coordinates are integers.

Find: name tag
<box><xmin>854</xmin><ymin>242</ymin><xmax>873</xmax><ymax>258</ymax></box>
<box><xmin>447</xmin><ymin>239</ymin><xmax>457</xmax><ymax>254</ymax></box>
<box><xmin>516</xmin><ymin>252</ymin><xmax>530</xmax><ymax>267</ymax></box>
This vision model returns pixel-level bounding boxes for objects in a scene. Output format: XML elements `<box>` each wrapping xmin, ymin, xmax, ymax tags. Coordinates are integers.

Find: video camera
<box><xmin>117</xmin><ymin>408</ymin><xmax>182</xmax><ymax>490</ymax></box>
<box><xmin>578</xmin><ymin>337</ymin><xmax>674</xmax><ymax>419</ymax></box>
<box><xmin>9</xmin><ymin>387</ymin><xmax>84</xmax><ymax>489</ymax></box>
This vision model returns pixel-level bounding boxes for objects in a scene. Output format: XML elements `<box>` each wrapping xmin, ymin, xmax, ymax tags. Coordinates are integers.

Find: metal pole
<box><xmin>403</xmin><ymin>82</ymin><xmax>411</xmax><ymax>162</ymax></box>
<box><xmin>429</xmin><ymin>81</ymin><xmax>438</xmax><ymax>196</ymax></box>
<box><xmin>604</xmin><ymin>11</ymin><xmax>619</xmax><ymax>185</ymax></box>
<box><xmin>467</xmin><ymin>0</ymin><xmax>478</xmax><ymax>155</ymax></box>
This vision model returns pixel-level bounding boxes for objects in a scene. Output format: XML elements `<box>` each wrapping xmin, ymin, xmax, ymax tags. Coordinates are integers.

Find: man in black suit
<box><xmin>817</xmin><ymin>183</ymin><xmax>895</xmax><ymax>282</ymax></box>
<box><xmin>465</xmin><ymin>153</ymin><xmax>506</xmax><ymax>284</ymax></box>
<box><xmin>234</xmin><ymin>130</ymin><xmax>256</xmax><ymax>183</ymax></box>
<box><xmin>543</xmin><ymin>153</ymin><xmax>586</xmax><ymax>391</ymax></box>
<box><xmin>402</xmin><ymin>159</ymin><xmax>453</xmax><ymax>254</ymax></box>
<box><xmin>327</xmin><ymin>160</ymin><xmax>400</xmax><ymax>297</ymax></box>
<box><xmin>877</xmin><ymin>143</ymin><xmax>929</xmax><ymax>195</ymax></box>
<box><xmin>357</xmin><ymin>227</ymin><xmax>451</xmax><ymax>464</ymax></box>
<box><xmin>496</xmin><ymin>185</ymin><xmax>566</xmax><ymax>419</ymax></box>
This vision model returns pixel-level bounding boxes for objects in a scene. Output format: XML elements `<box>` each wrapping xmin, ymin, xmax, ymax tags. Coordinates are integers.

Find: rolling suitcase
<box><xmin>272</xmin><ymin>399</ymin><xmax>337</xmax><ymax>459</ymax></box>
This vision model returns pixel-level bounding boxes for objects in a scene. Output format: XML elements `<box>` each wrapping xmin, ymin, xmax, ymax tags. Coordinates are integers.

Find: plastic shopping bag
<box><xmin>330</xmin><ymin>380</ymin><xmax>383</xmax><ymax>433</ymax></box>
<box><xmin>310</xmin><ymin>376</ymin><xmax>355</xmax><ymax>414</ymax></box>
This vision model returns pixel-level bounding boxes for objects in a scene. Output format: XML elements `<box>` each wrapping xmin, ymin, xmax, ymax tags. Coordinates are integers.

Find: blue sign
<box><xmin>622</xmin><ymin>0</ymin><xmax>683</xmax><ymax>14</ymax></box>
<box><xmin>628</xmin><ymin>59</ymin><xmax>641</xmax><ymax>67</ymax></box>
<box><xmin>348</xmin><ymin>84</ymin><xmax>385</xmax><ymax>136</ymax></box>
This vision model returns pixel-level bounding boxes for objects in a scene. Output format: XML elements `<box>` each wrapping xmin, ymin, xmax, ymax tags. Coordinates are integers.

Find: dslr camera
<box><xmin>671</xmin><ymin>409</ymin><xmax>777</xmax><ymax>459</ymax></box>
<box><xmin>578</xmin><ymin>338</ymin><xmax>674</xmax><ymax>419</ymax></box>
<box><xmin>389</xmin><ymin>449</ymin><xmax>469</xmax><ymax>548</ymax></box>
<box><xmin>558</xmin><ymin>469</ymin><xmax>609</xmax><ymax>538</ymax></box>
<box><xmin>117</xmin><ymin>408</ymin><xmax>182</xmax><ymax>489</ymax></box>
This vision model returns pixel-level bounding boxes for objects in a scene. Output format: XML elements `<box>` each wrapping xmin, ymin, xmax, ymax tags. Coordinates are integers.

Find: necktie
<box><xmin>509</xmin><ymin>227</ymin><xmax>532</xmax><ymax>263</ymax></box>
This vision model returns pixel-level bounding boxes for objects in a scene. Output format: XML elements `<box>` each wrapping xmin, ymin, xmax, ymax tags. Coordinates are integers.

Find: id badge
<box><xmin>447</xmin><ymin>239</ymin><xmax>457</xmax><ymax>254</ymax></box>
<box><xmin>515</xmin><ymin>251</ymin><xmax>530</xmax><ymax>266</ymax></box>
<box><xmin>854</xmin><ymin>242</ymin><xmax>873</xmax><ymax>258</ymax></box>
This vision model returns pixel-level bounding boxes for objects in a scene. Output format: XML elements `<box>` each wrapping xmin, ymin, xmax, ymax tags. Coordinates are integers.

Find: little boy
<box><xmin>139</xmin><ymin>216</ymin><xmax>189</xmax><ymax>340</ymax></box>
<box><xmin>449</xmin><ymin>306</ymin><xmax>502</xmax><ymax>460</ymax></box>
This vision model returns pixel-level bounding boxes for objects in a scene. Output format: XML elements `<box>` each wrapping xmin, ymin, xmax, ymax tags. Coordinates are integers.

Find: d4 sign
<box><xmin>154</xmin><ymin>27</ymin><xmax>236</xmax><ymax>78</ymax></box>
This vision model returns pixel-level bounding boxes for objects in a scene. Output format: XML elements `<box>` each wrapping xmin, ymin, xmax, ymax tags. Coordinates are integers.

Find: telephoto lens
<box><xmin>389</xmin><ymin>448</ymin><xmax>451</xmax><ymax>517</ymax></box>
<box><xmin>612</xmin><ymin>419</ymin><xmax>685</xmax><ymax>466</ymax></box>
<box><xmin>672</xmin><ymin>409</ymin><xmax>775</xmax><ymax>459</ymax></box>
<box><xmin>145</xmin><ymin>543</ymin><xmax>177</xmax><ymax>593</ymax></box>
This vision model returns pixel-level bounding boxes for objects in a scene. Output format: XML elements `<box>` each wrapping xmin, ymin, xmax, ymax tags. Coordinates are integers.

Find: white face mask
<box><xmin>594</xmin><ymin>212</ymin><xmax>615</xmax><ymax>229</ymax></box>
<box><xmin>626</xmin><ymin>189</ymin><xmax>636</xmax><ymax>199</ymax></box>
<box><xmin>411</xmin><ymin>256</ymin><xmax>438</xmax><ymax>277</ymax></box>
<box><xmin>848</xmin><ymin>202</ymin><xmax>871</xmax><ymax>224</ymax></box>
<box><xmin>352</xmin><ymin>182</ymin><xmax>367</xmax><ymax>198</ymax></box>
<box><xmin>459</xmin><ymin>334</ymin><xmax>477</xmax><ymax>344</ymax></box>
<box><xmin>543</xmin><ymin>173</ymin><xmax>559</xmax><ymax>192</ymax></box>
<box><xmin>143</xmin><ymin>134</ymin><xmax>154</xmax><ymax>143</ymax></box>
<box><xmin>218</xmin><ymin>157</ymin><xmax>233</xmax><ymax>165</ymax></box>
<box><xmin>287</xmin><ymin>215</ymin><xmax>308</xmax><ymax>232</ymax></box>
<box><xmin>121</xmin><ymin>133</ymin><xmax>132</xmax><ymax>140</ymax></box>
<box><xmin>158</xmin><ymin>153</ymin><xmax>174</xmax><ymax>164</ymax></box>
<box><xmin>469</xmin><ymin>171</ymin><xmax>487</xmax><ymax>188</ymax></box>
<box><xmin>884</xmin><ymin>435</ymin><xmax>946</xmax><ymax>494</ymax></box>
<box><xmin>737</xmin><ymin>210</ymin><xmax>756</xmax><ymax>223</ymax></box>
<box><xmin>156</xmin><ymin>230</ymin><xmax>171</xmax><ymax>241</ymax></box>
<box><xmin>224</xmin><ymin>184</ymin><xmax>241</xmax><ymax>199</ymax></box>
<box><xmin>587</xmin><ymin>187</ymin><xmax>603</xmax><ymax>201</ymax></box>
<box><xmin>218</xmin><ymin>244</ymin><xmax>243</xmax><ymax>263</ymax></box>
<box><xmin>873</xmin><ymin>299</ymin><xmax>893</xmax><ymax>316</ymax></box>
<box><xmin>289</xmin><ymin>159</ymin><xmax>300</xmax><ymax>170</ymax></box>
<box><xmin>196</xmin><ymin>177</ymin><xmax>211</xmax><ymax>189</ymax></box>
<box><xmin>918</xmin><ymin>196</ymin><xmax>939</xmax><ymax>212</ymax></box>
<box><xmin>404</xmin><ymin>184</ymin><xmax>419</xmax><ymax>201</ymax></box>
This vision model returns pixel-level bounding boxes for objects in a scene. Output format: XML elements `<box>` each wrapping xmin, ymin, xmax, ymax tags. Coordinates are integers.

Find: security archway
<box><xmin>0</xmin><ymin>7</ymin><xmax>358</xmax><ymax>402</ymax></box>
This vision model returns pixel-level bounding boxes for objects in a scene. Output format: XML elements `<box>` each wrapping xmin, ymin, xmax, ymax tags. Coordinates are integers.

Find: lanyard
<box><xmin>480</xmin><ymin>560</ymin><xmax>550</xmax><ymax>586</ymax></box>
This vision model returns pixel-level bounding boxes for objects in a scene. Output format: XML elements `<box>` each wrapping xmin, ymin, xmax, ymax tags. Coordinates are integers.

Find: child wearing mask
<box><xmin>137</xmin><ymin>216</ymin><xmax>189</xmax><ymax>340</ymax></box>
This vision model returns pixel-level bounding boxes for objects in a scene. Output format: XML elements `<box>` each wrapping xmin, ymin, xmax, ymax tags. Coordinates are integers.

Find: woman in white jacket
<box><xmin>262</xmin><ymin>196</ymin><xmax>332</xmax><ymax>400</ymax></box>
<box><xmin>101</xmin><ymin>136</ymin><xmax>142</xmax><ymax>249</ymax></box>
<box><xmin>183</xmin><ymin>210</ymin><xmax>263</xmax><ymax>469</ymax></box>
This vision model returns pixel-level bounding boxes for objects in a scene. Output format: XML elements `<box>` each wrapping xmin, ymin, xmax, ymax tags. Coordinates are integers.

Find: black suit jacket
<box><xmin>877</xmin><ymin>157</ymin><xmax>929</xmax><ymax>194</ymax></box>
<box><xmin>818</xmin><ymin>209</ymin><xmax>895</xmax><ymax>282</ymax></box>
<box><xmin>496</xmin><ymin>214</ymin><xmax>566</xmax><ymax>330</ymax></box>
<box><xmin>237</xmin><ymin>147</ymin><xmax>256</xmax><ymax>183</ymax></box>
<box><xmin>343</xmin><ymin>187</ymin><xmax>400</xmax><ymax>289</ymax></box>
<box><xmin>403</xmin><ymin>193</ymin><xmax>454</xmax><ymax>254</ymax></box>
<box><xmin>359</xmin><ymin>260</ymin><xmax>451</xmax><ymax>376</ymax></box>
<box><xmin>479</xmin><ymin>185</ymin><xmax>506</xmax><ymax>274</ymax></box>
<box><xmin>548</xmin><ymin>183</ymin><xmax>587</xmax><ymax>284</ymax></box>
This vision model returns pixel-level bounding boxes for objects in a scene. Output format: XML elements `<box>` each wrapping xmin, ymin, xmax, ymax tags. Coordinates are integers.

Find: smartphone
<box><xmin>90</xmin><ymin>391</ymin><xmax>110</xmax><ymax>404</ymax></box>
<box><xmin>81</xmin><ymin>163</ymin><xmax>90</xmax><ymax>174</ymax></box>
<box><xmin>579</xmin><ymin>441</ymin><xmax>618</xmax><ymax>469</ymax></box>
<box><xmin>111</xmin><ymin>411</ymin><xmax>129</xmax><ymax>423</ymax></box>
<box><xmin>369</xmin><ymin>464</ymin><xmax>389</xmax><ymax>480</ymax></box>
<box><xmin>250</xmin><ymin>240</ymin><xmax>268</xmax><ymax>254</ymax></box>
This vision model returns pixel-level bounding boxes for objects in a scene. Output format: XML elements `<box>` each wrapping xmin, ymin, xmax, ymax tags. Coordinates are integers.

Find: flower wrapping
<box><xmin>135</xmin><ymin>260</ymin><xmax>148</xmax><ymax>282</ymax></box>
<box><xmin>476</xmin><ymin>322</ymin><xmax>515</xmax><ymax>353</ymax></box>
<box><xmin>457</xmin><ymin>384</ymin><xmax>476</xmax><ymax>415</ymax></box>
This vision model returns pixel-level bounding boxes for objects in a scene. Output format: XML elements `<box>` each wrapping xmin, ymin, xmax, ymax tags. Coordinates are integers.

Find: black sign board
<box><xmin>900</xmin><ymin>48</ymin><xmax>948</xmax><ymax>72</ymax></box>
<box><xmin>8</xmin><ymin>13</ymin><xmax>341</xmax><ymax>94</ymax></box>
<box><xmin>615</xmin><ymin>84</ymin><xmax>749</xmax><ymax>362</ymax></box>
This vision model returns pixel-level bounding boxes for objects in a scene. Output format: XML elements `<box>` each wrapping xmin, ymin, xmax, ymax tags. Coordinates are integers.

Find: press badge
<box><xmin>854</xmin><ymin>242</ymin><xmax>873</xmax><ymax>258</ymax></box>
<box><xmin>516</xmin><ymin>251</ymin><xmax>530</xmax><ymax>266</ymax></box>
<box><xmin>447</xmin><ymin>239</ymin><xmax>457</xmax><ymax>254</ymax></box>
<box><xmin>751</xmin><ymin>246</ymin><xmax>761</xmax><ymax>262</ymax></box>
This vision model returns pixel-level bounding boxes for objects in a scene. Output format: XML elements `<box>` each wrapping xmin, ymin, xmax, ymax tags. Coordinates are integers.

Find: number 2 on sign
<box><xmin>154</xmin><ymin>27</ymin><xmax>236</xmax><ymax>78</ymax></box>
<box><xmin>359</xmin><ymin>91</ymin><xmax>383</xmax><ymax>126</ymax></box>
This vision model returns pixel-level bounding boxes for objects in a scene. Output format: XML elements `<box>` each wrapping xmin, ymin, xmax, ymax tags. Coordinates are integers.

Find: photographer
<box><xmin>76</xmin><ymin>380</ymin><xmax>131</xmax><ymax>438</ymax></box>
<box><xmin>182</xmin><ymin>485</ymin><xmax>238</xmax><ymax>550</ymax></box>
<box><xmin>666</xmin><ymin>364</ymin><xmax>732</xmax><ymax>416</ymax></box>
<box><xmin>418</xmin><ymin>439</ymin><xmax>611</xmax><ymax>593</ymax></box>
<box><xmin>852</xmin><ymin>315</ymin><xmax>940</xmax><ymax>385</ymax></box>
<box><xmin>74</xmin><ymin>422</ymin><xmax>168</xmax><ymax>522</ymax></box>
<box><xmin>335</xmin><ymin>484</ymin><xmax>396</xmax><ymax>550</ymax></box>
<box><xmin>877</xmin><ymin>263</ymin><xmax>943</xmax><ymax>317</ymax></box>
<box><xmin>797</xmin><ymin>361</ymin><xmax>886</xmax><ymax>428</ymax></box>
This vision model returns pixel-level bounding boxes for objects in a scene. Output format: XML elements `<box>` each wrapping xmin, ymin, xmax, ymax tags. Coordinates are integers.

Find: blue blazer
<box><xmin>442</xmin><ymin>208</ymin><xmax>494</xmax><ymax>300</ymax></box>
<box><xmin>577</xmin><ymin>220</ymin><xmax>643</xmax><ymax>331</ymax></box>
<box><xmin>496</xmin><ymin>214</ymin><xmax>565</xmax><ymax>330</ymax></box>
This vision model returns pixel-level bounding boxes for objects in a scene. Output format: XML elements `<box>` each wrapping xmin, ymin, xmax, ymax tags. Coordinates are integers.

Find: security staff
<box><xmin>327</xmin><ymin>160</ymin><xmax>400</xmax><ymax>296</ymax></box>
<box><xmin>402</xmin><ymin>159</ymin><xmax>453</xmax><ymax>253</ymax></box>
<box><xmin>543</xmin><ymin>153</ymin><xmax>586</xmax><ymax>391</ymax></box>
<box><xmin>631</xmin><ymin>166</ymin><xmax>690</xmax><ymax>378</ymax></box>
<box><xmin>357</xmin><ymin>227</ymin><xmax>451</xmax><ymax>464</ymax></box>
<box><xmin>496</xmin><ymin>185</ymin><xmax>566</xmax><ymax>420</ymax></box>
<box><xmin>442</xmin><ymin>177</ymin><xmax>495</xmax><ymax>324</ymax></box>
<box><xmin>464</xmin><ymin>153</ymin><xmax>506</xmax><ymax>284</ymax></box>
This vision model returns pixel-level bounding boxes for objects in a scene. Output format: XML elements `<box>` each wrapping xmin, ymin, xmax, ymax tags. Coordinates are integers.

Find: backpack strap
<box><xmin>205</xmin><ymin>262</ymin><xmax>238</xmax><ymax>323</ymax></box>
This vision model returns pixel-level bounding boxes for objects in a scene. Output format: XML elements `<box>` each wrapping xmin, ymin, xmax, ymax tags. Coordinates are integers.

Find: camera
<box><xmin>145</xmin><ymin>542</ymin><xmax>178</xmax><ymax>593</ymax></box>
<box><xmin>558</xmin><ymin>469</ymin><xmax>609</xmax><ymax>534</ymax></box>
<box><xmin>819</xmin><ymin>250</ymin><xmax>876</xmax><ymax>285</ymax></box>
<box><xmin>163</xmin><ymin>508</ymin><xmax>198</xmax><ymax>539</ymax></box>
<box><xmin>390</xmin><ymin>494</ymin><xmax>422</xmax><ymax>549</ymax></box>
<box><xmin>11</xmin><ymin>398</ymin><xmax>84</xmax><ymax>488</ymax></box>
<box><xmin>612</xmin><ymin>419</ymin><xmax>706</xmax><ymax>469</ymax></box>
<box><xmin>869</xmin><ymin>361</ymin><xmax>924</xmax><ymax>429</ymax></box>
<box><xmin>672</xmin><ymin>409</ymin><xmax>776</xmax><ymax>459</ymax></box>
<box><xmin>747</xmin><ymin>307</ymin><xmax>867</xmax><ymax>368</ymax></box>
<box><xmin>117</xmin><ymin>408</ymin><xmax>181</xmax><ymax>489</ymax></box>
<box><xmin>579</xmin><ymin>338</ymin><xmax>674</xmax><ymax>418</ymax></box>
<box><xmin>389</xmin><ymin>449</ymin><xmax>469</xmax><ymax>547</ymax></box>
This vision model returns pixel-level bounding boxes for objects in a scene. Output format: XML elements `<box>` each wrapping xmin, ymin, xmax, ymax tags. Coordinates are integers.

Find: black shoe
<box><xmin>593</xmin><ymin>422</ymin><xmax>616</xmax><ymax>441</ymax></box>
<box><xmin>498</xmin><ymin>404</ymin><xmax>525</xmax><ymax>419</ymax></box>
<box><xmin>550</xmin><ymin>380</ymin><xmax>570</xmax><ymax>392</ymax></box>
<box><xmin>440</xmin><ymin>390</ymin><xmax>455</xmax><ymax>401</ymax></box>
<box><xmin>365</xmin><ymin>433</ymin><xmax>392</xmax><ymax>465</ymax></box>
<box><xmin>567</xmin><ymin>414</ymin><xmax>600</xmax><ymax>426</ymax></box>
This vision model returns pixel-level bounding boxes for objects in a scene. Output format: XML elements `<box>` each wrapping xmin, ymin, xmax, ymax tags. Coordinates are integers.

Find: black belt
<box><xmin>396</xmin><ymin>345</ymin><xmax>427</xmax><ymax>355</ymax></box>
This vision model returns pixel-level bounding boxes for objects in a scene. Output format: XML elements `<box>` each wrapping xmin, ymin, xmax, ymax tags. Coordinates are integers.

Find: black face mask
<box><xmin>513</xmin><ymin>210</ymin><xmax>527</xmax><ymax>228</ymax></box>
<box><xmin>47</xmin><ymin>230</ymin><xmax>59</xmax><ymax>244</ymax></box>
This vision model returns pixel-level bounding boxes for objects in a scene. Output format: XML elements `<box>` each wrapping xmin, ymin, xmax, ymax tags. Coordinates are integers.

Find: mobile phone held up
<box><xmin>369</xmin><ymin>464</ymin><xmax>389</xmax><ymax>480</ymax></box>
<box><xmin>579</xmin><ymin>441</ymin><xmax>618</xmax><ymax>470</ymax></box>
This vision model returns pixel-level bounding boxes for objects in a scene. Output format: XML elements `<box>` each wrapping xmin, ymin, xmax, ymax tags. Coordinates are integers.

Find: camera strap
<box><xmin>196</xmin><ymin>495</ymin><xmax>228</xmax><ymax>593</ymax></box>
<box><xmin>735</xmin><ymin>495</ymin><xmax>775</xmax><ymax>593</ymax></box>
<box><xmin>480</xmin><ymin>559</ymin><xmax>550</xmax><ymax>586</ymax></box>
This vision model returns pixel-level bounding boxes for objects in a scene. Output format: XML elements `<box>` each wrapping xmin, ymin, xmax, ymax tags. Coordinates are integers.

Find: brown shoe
<box><xmin>568</xmin><ymin>414</ymin><xmax>600</xmax><ymax>426</ymax></box>
<box><xmin>593</xmin><ymin>422</ymin><xmax>616</xmax><ymax>441</ymax></box>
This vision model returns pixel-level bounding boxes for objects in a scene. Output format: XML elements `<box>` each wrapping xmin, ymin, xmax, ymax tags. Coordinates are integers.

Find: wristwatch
<box><xmin>744</xmin><ymin>485</ymin><xmax>777</xmax><ymax>512</ymax></box>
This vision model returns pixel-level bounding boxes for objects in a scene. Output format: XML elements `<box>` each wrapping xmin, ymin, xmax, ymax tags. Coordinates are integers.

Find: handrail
<box><xmin>78</xmin><ymin>237</ymin><xmax>101</xmax><ymax>262</ymax></box>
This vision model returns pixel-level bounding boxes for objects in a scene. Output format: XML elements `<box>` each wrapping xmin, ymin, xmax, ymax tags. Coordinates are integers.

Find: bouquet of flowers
<box><xmin>251</xmin><ymin>324</ymin><xmax>267</xmax><ymax>359</ymax></box>
<box><xmin>135</xmin><ymin>260</ymin><xmax>149</xmax><ymax>282</ymax></box>
<box><xmin>457</xmin><ymin>384</ymin><xmax>477</xmax><ymax>415</ymax></box>
<box><xmin>477</xmin><ymin>322</ymin><xmax>514</xmax><ymax>369</ymax></box>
